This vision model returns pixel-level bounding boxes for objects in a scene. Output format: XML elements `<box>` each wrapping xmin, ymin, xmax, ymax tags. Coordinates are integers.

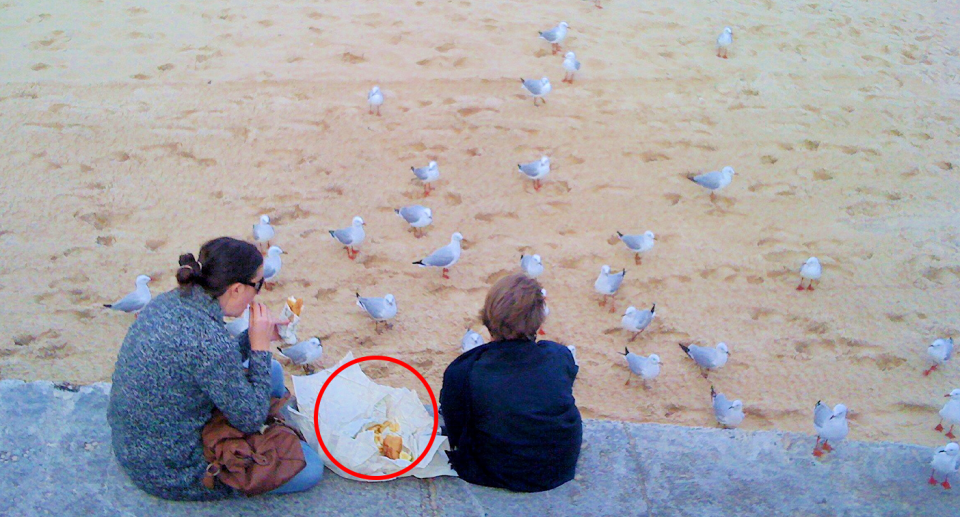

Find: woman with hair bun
<box><xmin>107</xmin><ymin>237</ymin><xmax>324</xmax><ymax>500</ymax></box>
<box><xmin>439</xmin><ymin>273</ymin><xmax>582</xmax><ymax>492</ymax></box>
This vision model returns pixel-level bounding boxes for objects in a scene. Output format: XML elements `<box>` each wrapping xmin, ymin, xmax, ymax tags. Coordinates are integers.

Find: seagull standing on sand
<box><xmin>622</xmin><ymin>304</ymin><xmax>656</xmax><ymax>341</ymax></box>
<box><xmin>411</xmin><ymin>161</ymin><xmax>440</xmax><ymax>197</ymax></box>
<box><xmin>278</xmin><ymin>337</ymin><xmax>323</xmax><ymax>366</ymax></box>
<box><xmin>929</xmin><ymin>443</ymin><xmax>960</xmax><ymax>489</ymax></box>
<box><xmin>617</xmin><ymin>231</ymin><xmax>656</xmax><ymax>265</ymax></box>
<box><xmin>925</xmin><ymin>338</ymin><xmax>953</xmax><ymax>376</ymax></box>
<box><xmin>518</xmin><ymin>156</ymin><xmax>550</xmax><ymax>191</ymax></box>
<box><xmin>104</xmin><ymin>275</ymin><xmax>152</xmax><ymax>316</ymax></box>
<box><xmin>562</xmin><ymin>52</ymin><xmax>580</xmax><ymax>83</ymax></box>
<box><xmin>539</xmin><ymin>22</ymin><xmax>569</xmax><ymax>55</ymax></box>
<box><xmin>396</xmin><ymin>205</ymin><xmax>432</xmax><ymax>238</ymax></box>
<box><xmin>461</xmin><ymin>329</ymin><xmax>484</xmax><ymax>353</ymax></box>
<box><xmin>368</xmin><ymin>86</ymin><xmax>384</xmax><ymax>116</ymax></box>
<box><xmin>798</xmin><ymin>257</ymin><xmax>822</xmax><ymax>291</ymax></box>
<box><xmin>252</xmin><ymin>215</ymin><xmax>275</xmax><ymax>252</ymax></box>
<box><xmin>520</xmin><ymin>253</ymin><xmax>544</xmax><ymax>278</ymax></box>
<box><xmin>711</xmin><ymin>386</ymin><xmax>745</xmax><ymax>428</ymax></box>
<box><xmin>520</xmin><ymin>77</ymin><xmax>552</xmax><ymax>106</ymax></box>
<box><xmin>356</xmin><ymin>292</ymin><xmax>397</xmax><ymax>334</ymax></box>
<box><xmin>263</xmin><ymin>246</ymin><xmax>283</xmax><ymax>288</ymax></box>
<box><xmin>413</xmin><ymin>232</ymin><xmax>463</xmax><ymax>279</ymax></box>
<box><xmin>936</xmin><ymin>389</ymin><xmax>960</xmax><ymax>439</ymax></box>
<box><xmin>688</xmin><ymin>166</ymin><xmax>736</xmax><ymax>201</ymax></box>
<box><xmin>717</xmin><ymin>27</ymin><xmax>733</xmax><ymax>58</ymax></box>
<box><xmin>812</xmin><ymin>401</ymin><xmax>849</xmax><ymax>457</ymax></box>
<box><xmin>329</xmin><ymin>216</ymin><xmax>366</xmax><ymax>260</ymax></box>
<box><xmin>621</xmin><ymin>348</ymin><xmax>661</xmax><ymax>386</ymax></box>
<box><xmin>595</xmin><ymin>265</ymin><xmax>626</xmax><ymax>313</ymax></box>
<box><xmin>678</xmin><ymin>342</ymin><xmax>729</xmax><ymax>378</ymax></box>
<box><xmin>226</xmin><ymin>305</ymin><xmax>250</xmax><ymax>338</ymax></box>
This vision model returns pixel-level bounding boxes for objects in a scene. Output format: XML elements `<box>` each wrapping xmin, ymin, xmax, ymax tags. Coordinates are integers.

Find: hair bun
<box><xmin>176</xmin><ymin>253</ymin><xmax>202</xmax><ymax>286</ymax></box>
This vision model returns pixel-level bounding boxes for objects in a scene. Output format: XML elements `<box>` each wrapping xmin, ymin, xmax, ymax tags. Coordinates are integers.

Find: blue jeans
<box><xmin>267</xmin><ymin>360</ymin><xmax>324</xmax><ymax>494</ymax></box>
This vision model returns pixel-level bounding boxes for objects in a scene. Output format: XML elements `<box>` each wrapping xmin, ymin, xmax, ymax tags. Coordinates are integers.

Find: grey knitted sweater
<box><xmin>107</xmin><ymin>285</ymin><xmax>272</xmax><ymax>501</ymax></box>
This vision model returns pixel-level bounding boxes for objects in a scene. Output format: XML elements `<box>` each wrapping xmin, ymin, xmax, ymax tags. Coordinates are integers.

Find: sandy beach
<box><xmin>1</xmin><ymin>0</ymin><xmax>959</xmax><ymax>446</ymax></box>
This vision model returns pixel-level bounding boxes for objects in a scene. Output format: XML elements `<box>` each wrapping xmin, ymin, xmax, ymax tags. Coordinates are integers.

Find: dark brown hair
<box><xmin>481</xmin><ymin>273</ymin><xmax>546</xmax><ymax>341</ymax></box>
<box><xmin>177</xmin><ymin>237</ymin><xmax>263</xmax><ymax>298</ymax></box>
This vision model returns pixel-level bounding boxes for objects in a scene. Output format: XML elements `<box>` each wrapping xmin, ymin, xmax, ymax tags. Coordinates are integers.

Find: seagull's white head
<box><xmin>947</xmin><ymin>389</ymin><xmax>960</xmax><ymax>399</ymax></box>
<box><xmin>644</xmin><ymin>231</ymin><xmax>656</xmax><ymax>240</ymax></box>
<box><xmin>730</xmin><ymin>400</ymin><xmax>743</xmax><ymax>411</ymax></box>
<box><xmin>428</xmin><ymin>160</ymin><xmax>438</xmax><ymax>170</ymax></box>
<box><xmin>352</xmin><ymin>216</ymin><xmax>365</xmax><ymax>227</ymax></box>
<box><xmin>805</xmin><ymin>257</ymin><xmax>820</xmax><ymax>266</ymax></box>
<box><xmin>371</xmin><ymin>86</ymin><xmax>380</xmax><ymax>94</ymax></box>
<box><xmin>724</xmin><ymin>27</ymin><xmax>733</xmax><ymax>35</ymax></box>
<box><xmin>452</xmin><ymin>232</ymin><xmax>464</xmax><ymax>242</ymax></box>
<box><xmin>259</xmin><ymin>215</ymin><xmax>271</xmax><ymax>224</ymax></box>
<box><xmin>717</xmin><ymin>342</ymin><xmax>730</xmax><ymax>354</ymax></box>
<box><xmin>267</xmin><ymin>246</ymin><xmax>284</xmax><ymax>256</ymax></box>
<box><xmin>385</xmin><ymin>294</ymin><xmax>396</xmax><ymax>306</ymax></box>
<box><xmin>565</xmin><ymin>51</ymin><xmax>576</xmax><ymax>60</ymax></box>
<box><xmin>532</xmin><ymin>254</ymin><xmax>542</xmax><ymax>264</ymax></box>
<box><xmin>624</xmin><ymin>306</ymin><xmax>638</xmax><ymax>316</ymax></box>
<box><xmin>540</xmin><ymin>156</ymin><xmax>550</xmax><ymax>167</ymax></box>
<box><xmin>541</xmin><ymin>77</ymin><xmax>551</xmax><ymax>86</ymax></box>
<box><xmin>649</xmin><ymin>354</ymin><xmax>662</xmax><ymax>364</ymax></box>
<box><xmin>136</xmin><ymin>275</ymin><xmax>152</xmax><ymax>285</ymax></box>
<box><xmin>944</xmin><ymin>443</ymin><xmax>960</xmax><ymax>455</ymax></box>
<box><xmin>722</xmin><ymin>166</ymin><xmax>736</xmax><ymax>176</ymax></box>
<box><xmin>559</xmin><ymin>22</ymin><xmax>569</xmax><ymax>29</ymax></box>
<box><xmin>601</xmin><ymin>264</ymin><xmax>611</xmax><ymax>275</ymax></box>
<box><xmin>540</xmin><ymin>288</ymin><xmax>548</xmax><ymax>299</ymax></box>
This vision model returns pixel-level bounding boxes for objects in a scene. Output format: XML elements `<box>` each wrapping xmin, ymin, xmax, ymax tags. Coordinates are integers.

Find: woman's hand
<box><xmin>248</xmin><ymin>303</ymin><xmax>288</xmax><ymax>352</ymax></box>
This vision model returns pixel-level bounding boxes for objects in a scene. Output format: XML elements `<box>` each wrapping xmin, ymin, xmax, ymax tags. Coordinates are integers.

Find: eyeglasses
<box><xmin>240</xmin><ymin>278</ymin><xmax>265</xmax><ymax>293</ymax></box>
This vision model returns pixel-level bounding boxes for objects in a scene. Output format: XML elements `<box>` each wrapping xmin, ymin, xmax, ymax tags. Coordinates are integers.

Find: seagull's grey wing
<box><xmin>412</xmin><ymin>167</ymin><xmax>431</xmax><ymax>181</ymax></box>
<box><xmin>608</xmin><ymin>271</ymin><xmax>625</xmax><ymax>292</ymax></box>
<box><xmin>574</xmin><ymin>60</ymin><xmax>581</xmax><ymax>71</ymax></box>
<box><xmin>358</xmin><ymin>297</ymin><xmax>389</xmax><ymax>319</ymax></box>
<box><xmin>539</xmin><ymin>27</ymin><xmax>560</xmax><ymax>42</ymax></box>
<box><xmin>279</xmin><ymin>343</ymin><xmax>308</xmax><ymax>364</ymax></box>
<box><xmin>947</xmin><ymin>341</ymin><xmax>955</xmax><ymax>361</ymax></box>
<box><xmin>332</xmin><ymin>227</ymin><xmax>356</xmax><ymax>245</ymax></box>
<box><xmin>518</xmin><ymin>161</ymin><xmax>540</xmax><ymax>178</ymax></box>
<box><xmin>687</xmin><ymin>345</ymin><xmax>717</xmax><ymax>368</ymax></box>
<box><xmin>814</xmin><ymin>401</ymin><xmax>832</xmax><ymax>428</ymax></box>
<box><xmin>263</xmin><ymin>261</ymin><xmax>278</xmax><ymax>280</ymax></box>
<box><xmin>620</xmin><ymin>234</ymin><xmax>644</xmax><ymax>250</ymax></box>
<box><xmin>399</xmin><ymin>206</ymin><xmax>424</xmax><ymax>223</ymax></box>
<box><xmin>421</xmin><ymin>245</ymin><xmax>456</xmax><ymax>267</ymax></box>
<box><xmin>625</xmin><ymin>354</ymin><xmax>646</xmax><ymax>375</ymax></box>
<box><xmin>713</xmin><ymin>392</ymin><xmax>731</xmax><ymax>416</ymax></box>
<box><xmin>634</xmin><ymin>311</ymin><xmax>653</xmax><ymax>329</ymax></box>
<box><xmin>692</xmin><ymin>171</ymin><xmax>724</xmax><ymax>190</ymax></box>
<box><xmin>109</xmin><ymin>292</ymin><xmax>144</xmax><ymax>312</ymax></box>
<box><xmin>522</xmin><ymin>79</ymin><xmax>543</xmax><ymax>95</ymax></box>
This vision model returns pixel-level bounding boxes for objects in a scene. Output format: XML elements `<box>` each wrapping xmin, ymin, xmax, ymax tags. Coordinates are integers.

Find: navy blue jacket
<box><xmin>439</xmin><ymin>339</ymin><xmax>582</xmax><ymax>492</ymax></box>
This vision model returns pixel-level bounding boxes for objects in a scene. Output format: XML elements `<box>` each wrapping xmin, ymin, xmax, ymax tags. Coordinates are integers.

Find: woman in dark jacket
<box><xmin>439</xmin><ymin>273</ymin><xmax>582</xmax><ymax>492</ymax></box>
<box><xmin>107</xmin><ymin>237</ymin><xmax>323</xmax><ymax>500</ymax></box>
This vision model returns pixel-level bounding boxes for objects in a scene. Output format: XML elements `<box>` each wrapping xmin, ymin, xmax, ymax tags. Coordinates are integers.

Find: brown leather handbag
<box><xmin>201</xmin><ymin>395</ymin><xmax>307</xmax><ymax>495</ymax></box>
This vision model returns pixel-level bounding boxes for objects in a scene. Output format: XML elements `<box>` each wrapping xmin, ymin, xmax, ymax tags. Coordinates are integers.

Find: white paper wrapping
<box><xmin>278</xmin><ymin>303</ymin><xmax>301</xmax><ymax>345</ymax></box>
<box><xmin>287</xmin><ymin>352</ymin><xmax>456</xmax><ymax>481</ymax></box>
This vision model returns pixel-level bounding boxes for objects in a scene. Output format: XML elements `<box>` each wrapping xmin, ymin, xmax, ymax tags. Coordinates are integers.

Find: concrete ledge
<box><xmin>0</xmin><ymin>380</ymin><xmax>957</xmax><ymax>516</ymax></box>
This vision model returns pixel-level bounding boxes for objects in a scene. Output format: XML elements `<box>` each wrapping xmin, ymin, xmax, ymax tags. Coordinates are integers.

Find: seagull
<box><xmin>562</xmin><ymin>52</ymin><xmax>580</xmax><ymax>83</ymax></box>
<box><xmin>411</xmin><ymin>161</ymin><xmax>440</xmax><ymax>197</ymax></box>
<box><xmin>621</xmin><ymin>347</ymin><xmax>661</xmax><ymax>386</ymax></box>
<box><xmin>356</xmin><ymin>292</ymin><xmax>397</xmax><ymax>334</ymax></box>
<box><xmin>226</xmin><ymin>305</ymin><xmax>250</xmax><ymax>338</ymax></box>
<box><xmin>622</xmin><ymin>304</ymin><xmax>656</xmax><ymax>341</ymax></box>
<box><xmin>329</xmin><ymin>216</ymin><xmax>366</xmax><ymax>260</ymax></box>
<box><xmin>252</xmin><ymin>214</ymin><xmax>275</xmax><ymax>252</ymax></box>
<box><xmin>413</xmin><ymin>232</ymin><xmax>463</xmax><ymax>279</ymax></box>
<box><xmin>263</xmin><ymin>246</ymin><xmax>284</xmax><ymax>288</ymax></box>
<box><xmin>798</xmin><ymin>257</ymin><xmax>822</xmax><ymax>291</ymax></box>
<box><xmin>368</xmin><ymin>86</ymin><xmax>384</xmax><ymax>116</ymax></box>
<box><xmin>520</xmin><ymin>77</ymin><xmax>552</xmax><ymax>107</ymax></box>
<box><xmin>678</xmin><ymin>342</ymin><xmax>729</xmax><ymax>378</ymax></box>
<box><xmin>396</xmin><ymin>205</ymin><xmax>433</xmax><ymax>238</ymax></box>
<box><xmin>936</xmin><ymin>389</ymin><xmax>960</xmax><ymax>439</ymax></box>
<box><xmin>103</xmin><ymin>275</ymin><xmax>152</xmax><ymax>316</ymax></box>
<box><xmin>461</xmin><ymin>328</ymin><xmax>484</xmax><ymax>353</ymax></box>
<box><xmin>617</xmin><ymin>231</ymin><xmax>656</xmax><ymax>265</ymax></box>
<box><xmin>520</xmin><ymin>253</ymin><xmax>544</xmax><ymax>278</ymax></box>
<box><xmin>717</xmin><ymin>27</ymin><xmax>733</xmax><ymax>59</ymax></box>
<box><xmin>518</xmin><ymin>156</ymin><xmax>550</xmax><ymax>192</ymax></box>
<box><xmin>929</xmin><ymin>442</ymin><xmax>960</xmax><ymax>489</ymax></box>
<box><xmin>595</xmin><ymin>265</ymin><xmax>626</xmax><ymax>313</ymax></box>
<box><xmin>538</xmin><ymin>288</ymin><xmax>549</xmax><ymax>336</ymax></box>
<box><xmin>687</xmin><ymin>166</ymin><xmax>736</xmax><ymax>201</ymax></box>
<box><xmin>278</xmin><ymin>337</ymin><xmax>323</xmax><ymax>370</ymax></box>
<box><xmin>711</xmin><ymin>386</ymin><xmax>745</xmax><ymax>428</ymax></box>
<box><xmin>539</xmin><ymin>21</ymin><xmax>569</xmax><ymax>55</ymax></box>
<box><xmin>925</xmin><ymin>338</ymin><xmax>953</xmax><ymax>376</ymax></box>
<box><xmin>813</xmin><ymin>401</ymin><xmax>849</xmax><ymax>457</ymax></box>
